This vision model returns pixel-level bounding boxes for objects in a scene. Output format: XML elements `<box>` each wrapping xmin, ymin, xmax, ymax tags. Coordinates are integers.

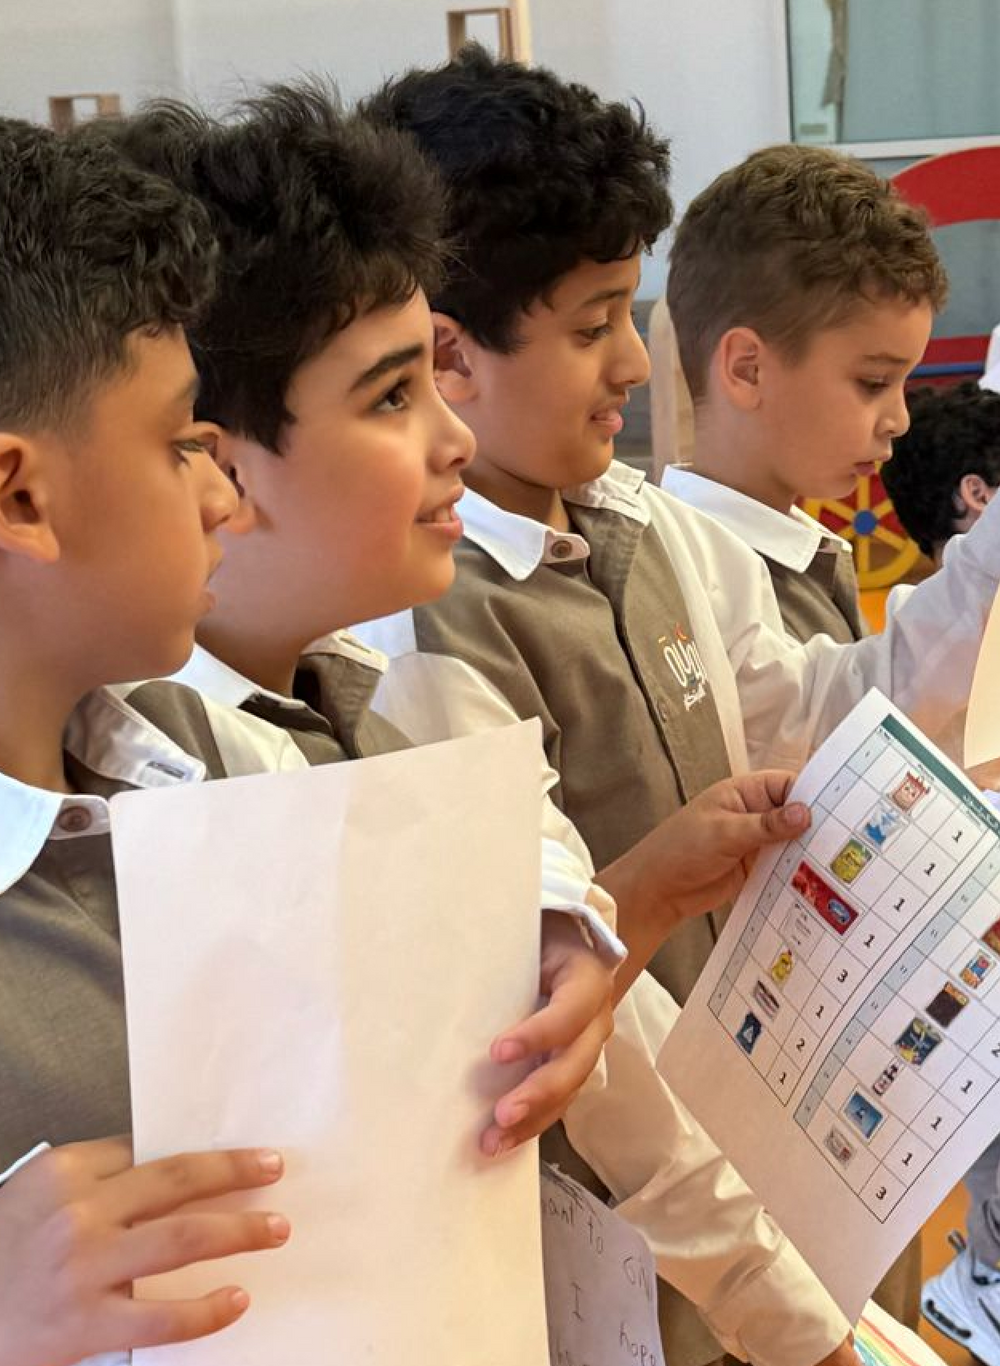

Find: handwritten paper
<box><xmin>112</xmin><ymin>722</ymin><xmax>549</xmax><ymax>1366</ymax></box>
<box><xmin>541</xmin><ymin>1165</ymin><xmax>660</xmax><ymax>1366</ymax></box>
<box><xmin>659</xmin><ymin>690</ymin><xmax>1000</xmax><ymax>1319</ymax></box>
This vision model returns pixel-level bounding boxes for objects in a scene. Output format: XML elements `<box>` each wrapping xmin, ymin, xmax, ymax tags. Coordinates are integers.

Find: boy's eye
<box><xmin>579</xmin><ymin>322</ymin><xmax>613</xmax><ymax>342</ymax></box>
<box><xmin>858</xmin><ymin>378</ymin><xmax>889</xmax><ymax>394</ymax></box>
<box><xmin>374</xmin><ymin>378</ymin><xmax>411</xmax><ymax>413</ymax></box>
<box><xmin>173</xmin><ymin>433</ymin><xmax>218</xmax><ymax>462</ymax></box>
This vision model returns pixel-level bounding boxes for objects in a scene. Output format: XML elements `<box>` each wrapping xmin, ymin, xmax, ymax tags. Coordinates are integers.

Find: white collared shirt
<box><xmin>663</xmin><ymin>463</ymin><xmax>852</xmax><ymax>573</ymax></box>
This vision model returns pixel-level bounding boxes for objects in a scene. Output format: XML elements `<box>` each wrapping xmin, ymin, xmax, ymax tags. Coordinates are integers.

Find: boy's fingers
<box><xmin>108</xmin><ymin>1209</ymin><xmax>291</xmax><ymax>1283</ymax></box>
<box><xmin>118</xmin><ymin>1285</ymin><xmax>253</xmax><ymax>1350</ymax></box>
<box><xmin>493</xmin><ymin>960</ymin><xmax>611</xmax><ymax>1064</ymax></box>
<box><xmin>104</xmin><ymin>1148</ymin><xmax>284</xmax><ymax>1224</ymax></box>
<box><xmin>489</xmin><ymin>1011</ymin><xmax>610</xmax><ymax>1142</ymax></box>
<box><xmin>731</xmin><ymin>769</ymin><xmax>799</xmax><ymax>813</ymax></box>
<box><xmin>758</xmin><ymin>800</ymin><xmax>810</xmax><ymax>841</ymax></box>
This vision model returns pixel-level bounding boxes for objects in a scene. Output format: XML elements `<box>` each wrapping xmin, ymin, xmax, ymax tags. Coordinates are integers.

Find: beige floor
<box><xmin>919</xmin><ymin>1182</ymin><xmax>974</xmax><ymax>1364</ymax></box>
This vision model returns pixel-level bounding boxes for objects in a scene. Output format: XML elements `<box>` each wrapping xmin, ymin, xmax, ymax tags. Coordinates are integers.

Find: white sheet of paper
<box><xmin>112</xmin><ymin>722</ymin><xmax>549</xmax><ymax>1366</ymax></box>
<box><xmin>659</xmin><ymin>690</ymin><xmax>1000</xmax><ymax>1321</ymax></box>
<box><xmin>965</xmin><ymin>586</ymin><xmax>1000</xmax><ymax>767</ymax></box>
<box><xmin>540</xmin><ymin>1165</ymin><xmax>660</xmax><ymax>1366</ymax></box>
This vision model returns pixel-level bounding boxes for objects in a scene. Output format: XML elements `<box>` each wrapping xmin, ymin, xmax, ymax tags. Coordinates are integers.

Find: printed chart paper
<box><xmin>541</xmin><ymin>1165</ymin><xmax>659</xmax><ymax>1366</ymax></box>
<box><xmin>659</xmin><ymin>690</ymin><xmax>1000</xmax><ymax>1320</ymax></box>
<box><xmin>112</xmin><ymin>722</ymin><xmax>548</xmax><ymax>1366</ymax></box>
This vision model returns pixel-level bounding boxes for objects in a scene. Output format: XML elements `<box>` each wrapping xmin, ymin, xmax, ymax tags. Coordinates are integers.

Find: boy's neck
<box><xmin>465</xmin><ymin>463</ymin><xmax>570</xmax><ymax>532</ymax></box>
<box><xmin>691</xmin><ymin>415</ymin><xmax>796</xmax><ymax>516</ymax></box>
<box><xmin>196</xmin><ymin>620</ymin><xmax>302</xmax><ymax>699</ymax></box>
<box><xmin>0</xmin><ymin>660</ymin><xmax>80</xmax><ymax>792</ymax></box>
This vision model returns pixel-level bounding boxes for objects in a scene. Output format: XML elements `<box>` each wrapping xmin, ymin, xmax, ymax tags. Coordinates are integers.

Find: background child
<box><xmin>883</xmin><ymin>381</ymin><xmax>1000</xmax><ymax>565</ymax></box>
<box><xmin>107</xmin><ymin>84</ymin><xmax>856</xmax><ymax>1366</ymax></box>
<box><xmin>662</xmin><ymin>143</ymin><xmax>947</xmax><ymax>646</ymax></box>
<box><xmin>0</xmin><ymin>115</ymin><xmax>291</xmax><ymax>1365</ymax></box>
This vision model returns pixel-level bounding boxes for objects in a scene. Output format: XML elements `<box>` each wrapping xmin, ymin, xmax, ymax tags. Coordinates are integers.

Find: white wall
<box><xmin>0</xmin><ymin>0</ymin><xmax>792</xmax><ymax>296</ymax></box>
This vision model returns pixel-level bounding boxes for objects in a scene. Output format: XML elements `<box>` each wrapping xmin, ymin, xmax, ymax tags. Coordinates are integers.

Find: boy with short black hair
<box><xmin>356</xmin><ymin>46</ymin><xmax>1000</xmax><ymax>1356</ymax></box>
<box><xmin>109</xmin><ymin>82</ymin><xmax>860</xmax><ymax>1366</ymax></box>
<box><xmin>662</xmin><ymin>143</ymin><xmax>948</xmax><ymax>645</ymax></box>
<box><xmin>0</xmin><ymin>115</ymin><xmax>292</xmax><ymax>1365</ymax></box>
<box><xmin>883</xmin><ymin>381</ymin><xmax>1000</xmax><ymax>565</ymax></box>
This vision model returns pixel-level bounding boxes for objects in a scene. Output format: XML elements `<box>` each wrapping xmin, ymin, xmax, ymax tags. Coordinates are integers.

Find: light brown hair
<box><xmin>667</xmin><ymin>144</ymin><xmax>948</xmax><ymax>401</ymax></box>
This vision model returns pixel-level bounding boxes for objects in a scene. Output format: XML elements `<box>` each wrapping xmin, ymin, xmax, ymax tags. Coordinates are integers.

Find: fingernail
<box><xmin>267</xmin><ymin>1214</ymin><xmax>291</xmax><ymax>1243</ymax></box>
<box><xmin>785</xmin><ymin>803</ymin><xmax>809</xmax><ymax>829</ymax></box>
<box><xmin>257</xmin><ymin>1149</ymin><xmax>283</xmax><ymax>1177</ymax></box>
<box><xmin>492</xmin><ymin>1134</ymin><xmax>515</xmax><ymax>1158</ymax></box>
<box><xmin>230</xmin><ymin>1289</ymin><xmax>251</xmax><ymax>1312</ymax></box>
<box><xmin>495</xmin><ymin>1039</ymin><xmax>527</xmax><ymax>1064</ymax></box>
<box><xmin>500</xmin><ymin>1101</ymin><xmax>529</xmax><ymax>1128</ymax></box>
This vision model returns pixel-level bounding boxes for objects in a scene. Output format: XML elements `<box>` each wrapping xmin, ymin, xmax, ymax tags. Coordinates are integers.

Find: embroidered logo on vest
<box><xmin>659</xmin><ymin>624</ymin><xmax>707</xmax><ymax>712</ymax></box>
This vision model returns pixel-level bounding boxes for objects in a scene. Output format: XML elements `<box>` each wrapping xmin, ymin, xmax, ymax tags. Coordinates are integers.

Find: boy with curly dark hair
<box><xmin>883</xmin><ymin>381</ymin><xmax>1000</xmax><ymax>564</ymax></box>
<box><xmin>356</xmin><ymin>46</ymin><xmax>1000</xmax><ymax>1360</ymax></box>
<box><xmin>663</xmin><ymin>144</ymin><xmax>948</xmax><ymax>646</ymax></box>
<box><xmin>0</xmin><ymin>116</ymin><xmax>293</xmax><ymax>1366</ymax></box>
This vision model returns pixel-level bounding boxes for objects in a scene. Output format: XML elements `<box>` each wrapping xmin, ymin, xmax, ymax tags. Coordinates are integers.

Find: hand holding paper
<box><xmin>0</xmin><ymin>1138</ymin><xmax>288</xmax><ymax>1366</ymax></box>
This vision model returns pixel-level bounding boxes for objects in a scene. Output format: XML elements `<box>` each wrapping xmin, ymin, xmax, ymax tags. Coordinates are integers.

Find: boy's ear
<box><xmin>0</xmin><ymin>432</ymin><xmax>60</xmax><ymax>564</ymax></box>
<box><xmin>957</xmin><ymin>472</ymin><xmax>996</xmax><ymax>517</ymax></box>
<box><xmin>716</xmin><ymin>327</ymin><xmax>764</xmax><ymax>411</ymax></box>
<box><xmin>432</xmin><ymin>312</ymin><xmax>479</xmax><ymax>406</ymax></box>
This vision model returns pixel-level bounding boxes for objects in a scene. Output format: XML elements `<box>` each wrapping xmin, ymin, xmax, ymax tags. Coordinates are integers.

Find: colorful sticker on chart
<box><xmin>891</xmin><ymin>771</ymin><xmax>930</xmax><ymax>812</ymax></box>
<box><xmin>823</xmin><ymin>1126</ymin><xmax>855</xmax><ymax>1166</ymax></box>
<box><xmin>861</xmin><ymin>801</ymin><xmax>903</xmax><ymax>849</ymax></box>
<box><xmin>982</xmin><ymin>918</ymin><xmax>1000</xmax><ymax>957</ymax></box>
<box><xmin>830</xmin><ymin>837</ymin><xmax>873</xmax><ymax>885</ymax></box>
<box><xmin>925</xmin><ymin>982</ymin><xmax>969</xmax><ymax>1028</ymax></box>
<box><xmin>770</xmin><ymin>947</ymin><xmax>795</xmax><ymax>986</ymax></box>
<box><xmin>961</xmin><ymin>951</ymin><xmax>996</xmax><ymax>990</ymax></box>
<box><xmin>736</xmin><ymin>1012</ymin><xmax>763</xmax><ymax>1054</ymax></box>
<box><xmin>843</xmin><ymin>1090</ymin><xmax>884</xmax><ymax>1140</ymax></box>
<box><xmin>752</xmin><ymin>979</ymin><xmax>781</xmax><ymax>1019</ymax></box>
<box><xmin>872</xmin><ymin>1062</ymin><xmax>900</xmax><ymax>1096</ymax></box>
<box><xmin>792</xmin><ymin>862</ymin><xmax>859</xmax><ymax>935</ymax></box>
<box><xmin>894</xmin><ymin>1016</ymin><xmax>942</xmax><ymax>1067</ymax></box>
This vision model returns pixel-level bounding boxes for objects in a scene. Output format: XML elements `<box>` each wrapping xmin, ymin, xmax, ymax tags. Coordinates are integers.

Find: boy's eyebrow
<box><xmin>349</xmin><ymin>344</ymin><xmax>425</xmax><ymax>392</ymax></box>
<box><xmin>576</xmin><ymin>288</ymin><xmax>631</xmax><ymax>311</ymax></box>
<box><xmin>862</xmin><ymin>352</ymin><xmax>912</xmax><ymax>366</ymax></box>
<box><xmin>172</xmin><ymin>375</ymin><xmax>202</xmax><ymax>408</ymax></box>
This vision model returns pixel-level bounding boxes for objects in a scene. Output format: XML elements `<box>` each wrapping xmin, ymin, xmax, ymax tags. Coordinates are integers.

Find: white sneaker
<box><xmin>922</xmin><ymin>1234</ymin><xmax>1000</xmax><ymax>1364</ymax></box>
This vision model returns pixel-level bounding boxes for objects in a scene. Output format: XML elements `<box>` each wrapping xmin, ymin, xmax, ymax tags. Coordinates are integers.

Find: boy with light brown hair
<box><xmin>664</xmin><ymin>143</ymin><xmax>946</xmax><ymax>647</ymax></box>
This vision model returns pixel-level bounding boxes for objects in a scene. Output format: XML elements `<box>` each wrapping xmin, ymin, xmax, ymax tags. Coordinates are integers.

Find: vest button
<box><xmin>550</xmin><ymin>538</ymin><xmax>574</xmax><ymax>560</ymax></box>
<box><xmin>57</xmin><ymin>805</ymin><xmax>92</xmax><ymax>834</ymax></box>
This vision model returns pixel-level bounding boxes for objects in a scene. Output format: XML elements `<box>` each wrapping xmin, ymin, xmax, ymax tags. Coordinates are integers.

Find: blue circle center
<box><xmin>853</xmin><ymin>508</ymin><xmax>878</xmax><ymax>536</ymax></box>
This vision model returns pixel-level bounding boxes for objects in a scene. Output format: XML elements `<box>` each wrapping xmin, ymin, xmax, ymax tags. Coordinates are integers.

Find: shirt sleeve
<box><xmin>648</xmin><ymin>485</ymin><xmax>1000</xmax><ymax>772</ymax></box>
<box><xmin>564</xmin><ymin>974</ymin><xmax>850</xmax><ymax>1366</ymax></box>
<box><xmin>368</xmin><ymin>642</ymin><xmax>625</xmax><ymax>965</ymax></box>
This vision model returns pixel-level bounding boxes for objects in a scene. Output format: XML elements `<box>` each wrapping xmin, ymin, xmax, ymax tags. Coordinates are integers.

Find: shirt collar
<box><xmin>460</xmin><ymin>461</ymin><xmax>649</xmax><ymax>580</ymax></box>
<box><xmin>0</xmin><ymin>688</ymin><xmax>205</xmax><ymax>898</ymax></box>
<box><xmin>662</xmin><ymin>465</ymin><xmax>851</xmax><ymax>572</ymax></box>
<box><xmin>173</xmin><ymin>635</ymin><xmax>386</xmax><ymax>708</ymax></box>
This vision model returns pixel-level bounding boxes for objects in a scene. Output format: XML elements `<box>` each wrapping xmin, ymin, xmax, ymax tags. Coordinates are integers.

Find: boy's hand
<box><xmin>601</xmin><ymin>770</ymin><xmax>810</xmax><ymax>994</ymax></box>
<box><xmin>0</xmin><ymin>1137</ymin><xmax>290</xmax><ymax>1366</ymax></box>
<box><xmin>481</xmin><ymin>911</ymin><xmax>614</xmax><ymax>1157</ymax></box>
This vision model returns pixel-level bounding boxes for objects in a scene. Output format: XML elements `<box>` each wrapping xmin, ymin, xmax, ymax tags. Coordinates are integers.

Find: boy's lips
<box><xmin>416</xmin><ymin>485</ymin><xmax>465</xmax><ymax>539</ymax></box>
<box><xmin>590</xmin><ymin>400</ymin><xmax>627</xmax><ymax>436</ymax></box>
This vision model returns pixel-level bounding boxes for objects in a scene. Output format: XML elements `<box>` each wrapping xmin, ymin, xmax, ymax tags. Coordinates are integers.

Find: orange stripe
<box><xmin>857</xmin><ymin>1312</ymin><xmax>929</xmax><ymax>1366</ymax></box>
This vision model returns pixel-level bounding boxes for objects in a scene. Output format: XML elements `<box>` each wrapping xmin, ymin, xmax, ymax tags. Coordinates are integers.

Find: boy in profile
<box><xmin>0</xmin><ymin>116</ymin><xmax>290</xmax><ymax>1365</ymax></box>
<box><xmin>357</xmin><ymin>46</ymin><xmax>1000</xmax><ymax>1351</ymax></box>
<box><xmin>663</xmin><ymin>143</ymin><xmax>947</xmax><ymax>646</ymax></box>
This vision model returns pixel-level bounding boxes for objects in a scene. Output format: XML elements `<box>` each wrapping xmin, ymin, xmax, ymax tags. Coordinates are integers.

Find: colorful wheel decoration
<box><xmin>800</xmin><ymin>468</ymin><xmax>922</xmax><ymax>591</ymax></box>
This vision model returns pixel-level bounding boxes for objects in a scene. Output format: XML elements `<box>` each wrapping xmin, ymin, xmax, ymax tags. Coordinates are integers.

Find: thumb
<box><xmin>758</xmin><ymin>800</ymin><xmax>811</xmax><ymax>843</ymax></box>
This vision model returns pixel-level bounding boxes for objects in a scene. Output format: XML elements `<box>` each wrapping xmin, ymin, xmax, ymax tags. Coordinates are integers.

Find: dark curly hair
<box><xmin>668</xmin><ymin>144</ymin><xmax>948</xmax><ymax>401</ymax></box>
<box><xmin>93</xmin><ymin>81</ymin><xmax>446</xmax><ymax>451</ymax></box>
<box><xmin>882</xmin><ymin>382</ymin><xmax>1000</xmax><ymax>556</ymax></box>
<box><xmin>361</xmin><ymin>44</ymin><xmax>672</xmax><ymax>351</ymax></box>
<box><xmin>0</xmin><ymin>116</ymin><xmax>215</xmax><ymax>432</ymax></box>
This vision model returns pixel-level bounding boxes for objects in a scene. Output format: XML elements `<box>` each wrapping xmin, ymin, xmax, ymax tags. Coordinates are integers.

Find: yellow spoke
<box><xmin>872</xmin><ymin>498</ymin><xmax>894</xmax><ymax>519</ymax></box>
<box><xmin>873</xmin><ymin>526</ymin><xmax>906</xmax><ymax>551</ymax></box>
<box><xmin>855</xmin><ymin>479</ymin><xmax>871</xmax><ymax>512</ymax></box>
<box><xmin>856</xmin><ymin>537</ymin><xmax>871</xmax><ymax>574</ymax></box>
<box><xmin>840</xmin><ymin>523</ymin><xmax>857</xmax><ymax>541</ymax></box>
<box><xmin>822</xmin><ymin>500</ymin><xmax>858</xmax><ymax>523</ymax></box>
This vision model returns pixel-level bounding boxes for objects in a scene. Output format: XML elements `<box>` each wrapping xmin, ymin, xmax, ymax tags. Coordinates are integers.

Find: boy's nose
<box><xmin>433</xmin><ymin>397</ymin><xmax>476</xmax><ymax>471</ymax></box>
<box><xmin>611</xmin><ymin>314</ymin><xmax>651</xmax><ymax>389</ymax></box>
<box><xmin>198</xmin><ymin>449</ymin><xmax>240</xmax><ymax>530</ymax></box>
